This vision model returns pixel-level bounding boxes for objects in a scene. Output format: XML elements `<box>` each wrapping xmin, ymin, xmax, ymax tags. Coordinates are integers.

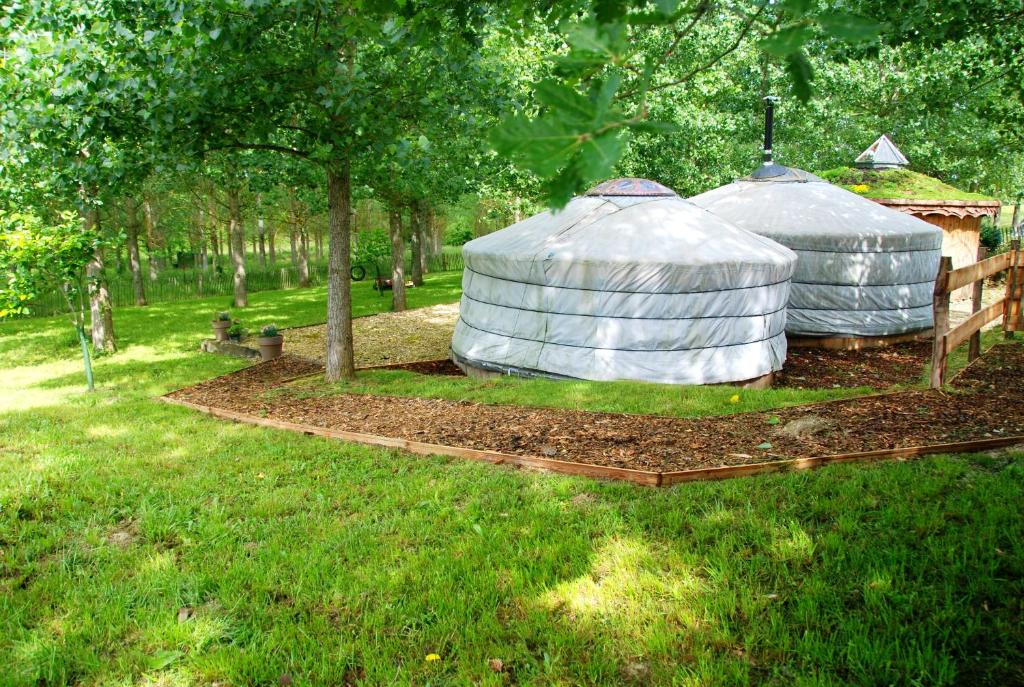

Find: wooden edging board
<box><xmin>158</xmin><ymin>395</ymin><xmax>1024</xmax><ymax>487</ymax></box>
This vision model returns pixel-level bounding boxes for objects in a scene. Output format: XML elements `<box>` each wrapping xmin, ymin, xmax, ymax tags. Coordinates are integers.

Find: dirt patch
<box><xmin>364</xmin><ymin>358</ymin><xmax>463</xmax><ymax>375</ymax></box>
<box><xmin>166</xmin><ymin>344</ymin><xmax>1024</xmax><ymax>474</ymax></box>
<box><xmin>284</xmin><ymin>303</ymin><xmax>458</xmax><ymax>367</ymax></box>
<box><xmin>776</xmin><ymin>341</ymin><xmax>931</xmax><ymax>389</ymax></box>
<box><xmin>354</xmin><ymin>342</ymin><xmax>933</xmax><ymax>390</ymax></box>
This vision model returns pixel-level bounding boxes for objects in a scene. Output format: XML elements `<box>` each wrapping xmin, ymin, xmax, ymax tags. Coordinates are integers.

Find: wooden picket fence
<box><xmin>930</xmin><ymin>239</ymin><xmax>1023</xmax><ymax>388</ymax></box>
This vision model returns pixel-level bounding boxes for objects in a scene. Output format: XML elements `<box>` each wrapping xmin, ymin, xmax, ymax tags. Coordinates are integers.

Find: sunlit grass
<box><xmin>0</xmin><ymin>277</ymin><xmax>1022</xmax><ymax>686</ymax></box>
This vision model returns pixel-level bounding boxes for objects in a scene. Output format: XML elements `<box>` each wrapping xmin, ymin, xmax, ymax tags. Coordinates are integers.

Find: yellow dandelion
<box><xmin>425</xmin><ymin>653</ymin><xmax>441</xmax><ymax>662</ymax></box>
<box><xmin>729</xmin><ymin>394</ymin><xmax>740</xmax><ymax>404</ymax></box>
<box><xmin>851</xmin><ymin>184</ymin><xmax>870</xmax><ymax>194</ymax></box>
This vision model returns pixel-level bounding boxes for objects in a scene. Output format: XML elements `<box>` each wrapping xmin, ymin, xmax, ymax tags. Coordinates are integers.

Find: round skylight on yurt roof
<box><xmin>450</xmin><ymin>178</ymin><xmax>798</xmax><ymax>386</ymax></box>
<box><xmin>585</xmin><ymin>177</ymin><xmax>677</xmax><ymax>196</ymax></box>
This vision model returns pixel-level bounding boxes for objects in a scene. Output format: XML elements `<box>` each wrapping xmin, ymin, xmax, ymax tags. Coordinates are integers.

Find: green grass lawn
<box><xmin>1</xmin><ymin>278</ymin><xmax>1022</xmax><ymax>686</ymax></box>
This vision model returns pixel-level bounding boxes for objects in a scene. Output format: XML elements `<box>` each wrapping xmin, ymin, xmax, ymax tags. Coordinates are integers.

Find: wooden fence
<box><xmin>930</xmin><ymin>239</ymin><xmax>1023</xmax><ymax>388</ymax></box>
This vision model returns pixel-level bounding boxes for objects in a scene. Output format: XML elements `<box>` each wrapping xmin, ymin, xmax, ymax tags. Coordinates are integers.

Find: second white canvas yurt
<box><xmin>689</xmin><ymin>97</ymin><xmax>942</xmax><ymax>340</ymax></box>
<box><xmin>690</xmin><ymin>166</ymin><xmax>943</xmax><ymax>339</ymax></box>
<box><xmin>450</xmin><ymin>178</ymin><xmax>798</xmax><ymax>386</ymax></box>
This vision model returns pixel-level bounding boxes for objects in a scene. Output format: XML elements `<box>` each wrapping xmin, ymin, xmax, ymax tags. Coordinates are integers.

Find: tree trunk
<box><xmin>389</xmin><ymin>207</ymin><xmax>407</xmax><ymax>311</ymax></box>
<box><xmin>267</xmin><ymin>215</ymin><xmax>277</xmax><ymax>266</ymax></box>
<box><xmin>125</xmin><ymin>197</ymin><xmax>147</xmax><ymax>306</ymax></box>
<box><xmin>85</xmin><ymin>209</ymin><xmax>117</xmax><ymax>354</ymax></box>
<box><xmin>289</xmin><ymin>225</ymin><xmax>299</xmax><ymax>268</ymax></box>
<box><xmin>198</xmin><ymin>206</ymin><xmax>209</xmax><ymax>271</ymax></box>
<box><xmin>298</xmin><ymin>230</ymin><xmax>310</xmax><ymax>288</ymax></box>
<box><xmin>410</xmin><ymin>202</ymin><xmax>424</xmax><ymax>287</ymax></box>
<box><xmin>290</xmin><ymin>193</ymin><xmax>310</xmax><ymax>288</ymax></box>
<box><xmin>227</xmin><ymin>186</ymin><xmax>248</xmax><ymax>307</ymax></box>
<box><xmin>325</xmin><ymin>164</ymin><xmax>355</xmax><ymax>382</ymax></box>
<box><xmin>144</xmin><ymin>197</ymin><xmax>160</xmax><ymax>280</ymax></box>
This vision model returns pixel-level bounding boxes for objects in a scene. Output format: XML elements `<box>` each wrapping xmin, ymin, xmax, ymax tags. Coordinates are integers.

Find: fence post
<box><xmin>968</xmin><ymin>246</ymin><xmax>987</xmax><ymax>361</ymax></box>
<box><xmin>1006</xmin><ymin>239</ymin><xmax>1021</xmax><ymax>339</ymax></box>
<box><xmin>930</xmin><ymin>256</ymin><xmax>953</xmax><ymax>389</ymax></box>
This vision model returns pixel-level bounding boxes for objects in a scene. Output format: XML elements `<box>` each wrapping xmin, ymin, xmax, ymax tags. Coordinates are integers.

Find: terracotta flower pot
<box><xmin>211</xmin><ymin>320</ymin><xmax>232</xmax><ymax>342</ymax></box>
<box><xmin>257</xmin><ymin>335</ymin><xmax>284</xmax><ymax>361</ymax></box>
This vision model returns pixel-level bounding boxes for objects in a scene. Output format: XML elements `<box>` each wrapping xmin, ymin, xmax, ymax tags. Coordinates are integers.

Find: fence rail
<box><xmin>930</xmin><ymin>239</ymin><xmax>1023</xmax><ymax>388</ymax></box>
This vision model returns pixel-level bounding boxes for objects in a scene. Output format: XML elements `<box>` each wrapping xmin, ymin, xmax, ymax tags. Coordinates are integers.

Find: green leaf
<box><xmin>655</xmin><ymin>0</ymin><xmax>679</xmax><ymax>16</ymax></box>
<box><xmin>593</xmin><ymin>74</ymin><xmax>621</xmax><ymax>122</ymax></box>
<box><xmin>491</xmin><ymin>116</ymin><xmax>581</xmax><ymax>177</ymax></box>
<box><xmin>593</xmin><ymin>0</ymin><xmax>627</xmax><ymax>25</ymax></box>
<box><xmin>760</xmin><ymin>25</ymin><xmax>812</xmax><ymax>57</ymax></box>
<box><xmin>565</xmin><ymin>22</ymin><xmax>613</xmax><ymax>56</ymax></box>
<box><xmin>627</xmin><ymin>120</ymin><xmax>681</xmax><ymax>134</ymax></box>
<box><xmin>535</xmin><ymin>80</ymin><xmax>594</xmax><ymax>124</ymax></box>
<box><xmin>577</xmin><ymin>131</ymin><xmax>624</xmax><ymax>182</ymax></box>
<box><xmin>817</xmin><ymin>13</ymin><xmax>881</xmax><ymax>43</ymax></box>
<box><xmin>766</xmin><ymin>416</ymin><xmax>781</xmax><ymax>425</ymax></box>
<box><xmin>208</xmin><ymin>27</ymin><xmax>222</xmax><ymax>41</ymax></box>
<box><xmin>755</xmin><ymin>442</ymin><xmax>773</xmax><ymax>450</ymax></box>
<box><xmin>786</xmin><ymin>51</ymin><xmax>814</xmax><ymax>101</ymax></box>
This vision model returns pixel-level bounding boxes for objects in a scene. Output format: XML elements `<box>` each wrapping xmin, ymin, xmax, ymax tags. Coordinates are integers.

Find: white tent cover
<box><xmin>690</xmin><ymin>171</ymin><xmax>943</xmax><ymax>337</ymax></box>
<box><xmin>451</xmin><ymin>180</ymin><xmax>798</xmax><ymax>385</ymax></box>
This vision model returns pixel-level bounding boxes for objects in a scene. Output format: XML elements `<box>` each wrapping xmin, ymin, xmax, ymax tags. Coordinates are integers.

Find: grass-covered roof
<box><xmin>818</xmin><ymin>167</ymin><xmax>996</xmax><ymax>202</ymax></box>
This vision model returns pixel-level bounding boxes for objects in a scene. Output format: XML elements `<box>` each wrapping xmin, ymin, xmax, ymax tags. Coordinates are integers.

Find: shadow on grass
<box><xmin>1</xmin><ymin>393</ymin><xmax>1022</xmax><ymax>685</ymax></box>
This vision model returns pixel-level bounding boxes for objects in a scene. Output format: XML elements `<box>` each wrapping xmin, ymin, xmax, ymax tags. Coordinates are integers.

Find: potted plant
<box><xmin>257</xmin><ymin>324</ymin><xmax>284</xmax><ymax>361</ymax></box>
<box><xmin>211</xmin><ymin>311</ymin><xmax>232</xmax><ymax>341</ymax></box>
<box><xmin>227</xmin><ymin>322</ymin><xmax>246</xmax><ymax>343</ymax></box>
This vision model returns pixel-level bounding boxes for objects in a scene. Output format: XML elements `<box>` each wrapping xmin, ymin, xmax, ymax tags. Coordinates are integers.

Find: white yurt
<box><xmin>450</xmin><ymin>178</ymin><xmax>798</xmax><ymax>386</ymax></box>
<box><xmin>691</xmin><ymin>165</ymin><xmax>943</xmax><ymax>340</ymax></box>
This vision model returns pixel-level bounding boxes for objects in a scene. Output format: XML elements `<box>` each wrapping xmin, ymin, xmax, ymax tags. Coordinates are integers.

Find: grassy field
<box><xmin>1</xmin><ymin>277</ymin><xmax>1022</xmax><ymax>686</ymax></box>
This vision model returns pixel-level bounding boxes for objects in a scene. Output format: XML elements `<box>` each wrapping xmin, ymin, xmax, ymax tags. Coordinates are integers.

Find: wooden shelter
<box><xmin>830</xmin><ymin>136</ymin><xmax>1002</xmax><ymax>300</ymax></box>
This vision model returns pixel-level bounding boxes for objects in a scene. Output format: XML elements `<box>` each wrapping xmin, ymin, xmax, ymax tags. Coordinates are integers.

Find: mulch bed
<box><xmin>166</xmin><ymin>344</ymin><xmax>1024</xmax><ymax>473</ymax></box>
<box><xmin>355</xmin><ymin>342</ymin><xmax>934</xmax><ymax>390</ymax></box>
<box><xmin>776</xmin><ymin>341</ymin><xmax>931</xmax><ymax>389</ymax></box>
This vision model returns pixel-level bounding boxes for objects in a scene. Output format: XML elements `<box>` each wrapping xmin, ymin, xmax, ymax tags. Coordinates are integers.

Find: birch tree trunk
<box><xmin>289</xmin><ymin>224</ymin><xmax>299</xmax><ymax>268</ymax></box>
<box><xmin>227</xmin><ymin>186</ymin><xmax>248</xmax><ymax>307</ymax></box>
<box><xmin>144</xmin><ymin>197</ymin><xmax>160</xmax><ymax>280</ymax></box>
<box><xmin>85</xmin><ymin>208</ymin><xmax>116</xmax><ymax>353</ymax></box>
<box><xmin>389</xmin><ymin>207</ymin><xmax>407</xmax><ymax>311</ymax></box>
<box><xmin>125</xmin><ymin>197</ymin><xmax>147</xmax><ymax>306</ymax></box>
<box><xmin>298</xmin><ymin>230</ymin><xmax>310</xmax><ymax>288</ymax></box>
<box><xmin>267</xmin><ymin>214</ymin><xmax>276</xmax><ymax>265</ymax></box>
<box><xmin>325</xmin><ymin>164</ymin><xmax>355</xmax><ymax>382</ymax></box>
<box><xmin>410</xmin><ymin>202</ymin><xmax>424</xmax><ymax>287</ymax></box>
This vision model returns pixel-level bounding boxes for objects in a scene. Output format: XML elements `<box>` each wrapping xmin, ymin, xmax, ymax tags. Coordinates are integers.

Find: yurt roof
<box><xmin>690</xmin><ymin>171</ymin><xmax>942</xmax><ymax>252</ymax></box>
<box><xmin>463</xmin><ymin>179</ymin><xmax>796</xmax><ymax>294</ymax></box>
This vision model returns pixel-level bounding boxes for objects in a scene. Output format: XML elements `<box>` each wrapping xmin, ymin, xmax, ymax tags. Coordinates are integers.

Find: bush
<box><xmin>444</xmin><ymin>224</ymin><xmax>474</xmax><ymax>246</ymax></box>
<box><xmin>352</xmin><ymin>229</ymin><xmax>390</xmax><ymax>267</ymax></box>
<box><xmin>227</xmin><ymin>323</ymin><xmax>246</xmax><ymax>339</ymax></box>
<box><xmin>216</xmin><ymin>311</ymin><xmax>231</xmax><ymax>321</ymax></box>
<box><xmin>260</xmin><ymin>323</ymin><xmax>278</xmax><ymax>338</ymax></box>
<box><xmin>980</xmin><ymin>219</ymin><xmax>1004</xmax><ymax>250</ymax></box>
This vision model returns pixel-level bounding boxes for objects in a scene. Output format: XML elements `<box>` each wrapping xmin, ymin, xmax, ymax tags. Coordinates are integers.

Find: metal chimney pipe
<box><xmin>762</xmin><ymin>95</ymin><xmax>779</xmax><ymax>165</ymax></box>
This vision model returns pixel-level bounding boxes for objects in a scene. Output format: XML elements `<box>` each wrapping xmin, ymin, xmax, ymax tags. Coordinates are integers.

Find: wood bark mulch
<box><xmin>356</xmin><ymin>341</ymin><xmax>933</xmax><ymax>390</ymax></box>
<box><xmin>776</xmin><ymin>341</ymin><xmax>931</xmax><ymax>389</ymax></box>
<box><xmin>166</xmin><ymin>344</ymin><xmax>1024</xmax><ymax>473</ymax></box>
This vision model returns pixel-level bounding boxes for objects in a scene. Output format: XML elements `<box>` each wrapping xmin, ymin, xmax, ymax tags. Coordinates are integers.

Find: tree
<box><xmin>122</xmin><ymin>2</ymin><xmax>495</xmax><ymax>380</ymax></box>
<box><xmin>0</xmin><ymin>211</ymin><xmax>103</xmax><ymax>390</ymax></box>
